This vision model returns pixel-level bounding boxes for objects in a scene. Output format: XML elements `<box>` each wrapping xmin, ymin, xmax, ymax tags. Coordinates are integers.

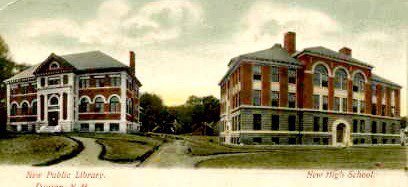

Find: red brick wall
<box><xmin>79</xmin><ymin>114</ymin><xmax>120</xmax><ymax>120</ymax></box>
<box><xmin>240</xmin><ymin>63</ymin><xmax>252</xmax><ymax>105</ymax></box>
<box><xmin>279</xmin><ymin>66</ymin><xmax>288</xmax><ymax>107</ymax></box>
<box><xmin>376</xmin><ymin>84</ymin><xmax>383</xmax><ymax>115</ymax></box>
<box><xmin>347</xmin><ymin>79</ymin><xmax>353</xmax><ymax>112</ymax></box>
<box><xmin>364</xmin><ymin>83</ymin><xmax>372</xmax><ymax>114</ymax></box>
<box><xmin>303</xmin><ymin>73</ymin><xmax>313</xmax><ymax>108</ymax></box>
<box><xmin>395</xmin><ymin>89</ymin><xmax>400</xmax><ymax>116</ymax></box>
<box><xmin>385</xmin><ymin>87</ymin><xmax>391</xmax><ymax>116</ymax></box>
<box><xmin>261</xmin><ymin>66</ymin><xmax>270</xmax><ymax>106</ymax></box>
<box><xmin>328</xmin><ymin>77</ymin><xmax>334</xmax><ymax>110</ymax></box>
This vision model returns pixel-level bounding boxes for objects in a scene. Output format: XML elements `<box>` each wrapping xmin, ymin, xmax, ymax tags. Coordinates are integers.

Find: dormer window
<box><xmin>49</xmin><ymin>62</ymin><xmax>60</xmax><ymax>70</ymax></box>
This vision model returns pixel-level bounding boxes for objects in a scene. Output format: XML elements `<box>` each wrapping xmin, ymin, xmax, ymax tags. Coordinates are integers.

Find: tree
<box><xmin>139</xmin><ymin>93</ymin><xmax>166</xmax><ymax>132</ymax></box>
<box><xmin>0</xmin><ymin>35</ymin><xmax>28</xmax><ymax>135</ymax></box>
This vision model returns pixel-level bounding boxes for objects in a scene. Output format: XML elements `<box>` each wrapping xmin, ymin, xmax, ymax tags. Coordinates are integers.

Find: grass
<box><xmin>70</xmin><ymin>133</ymin><xmax>164</xmax><ymax>162</ymax></box>
<box><xmin>0</xmin><ymin>134</ymin><xmax>79</xmax><ymax>165</ymax></box>
<box><xmin>196</xmin><ymin>146</ymin><xmax>408</xmax><ymax>169</ymax></box>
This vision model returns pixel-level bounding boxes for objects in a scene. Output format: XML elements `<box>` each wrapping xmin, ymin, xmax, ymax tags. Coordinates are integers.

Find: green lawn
<box><xmin>0</xmin><ymin>134</ymin><xmax>79</xmax><ymax>165</ymax></box>
<box><xmin>72</xmin><ymin>133</ymin><xmax>164</xmax><ymax>162</ymax></box>
<box><xmin>197</xmin><ymin>146</ymin><xmax>408</xmax><ymax>169</ymax></box>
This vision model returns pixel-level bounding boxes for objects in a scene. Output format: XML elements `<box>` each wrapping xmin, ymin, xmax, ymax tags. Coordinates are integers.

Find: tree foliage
<box><xmin>139</xmin><ymin>93</ymin><xmax>220</xmax><ymax>135</ymax></box>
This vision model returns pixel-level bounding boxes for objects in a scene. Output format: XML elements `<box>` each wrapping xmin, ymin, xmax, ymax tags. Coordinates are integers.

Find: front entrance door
<box><xmin>48</xmin><ymin>112</ymin><xmax>59</xmax><ymax>126</ymax></box>
<box><xmin>336</xmin><ymin>123</ymin><xmax>346</xmax><ymax>143</ymax></box>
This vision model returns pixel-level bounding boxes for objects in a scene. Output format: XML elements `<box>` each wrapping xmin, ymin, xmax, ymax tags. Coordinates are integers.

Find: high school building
<box><xmin>219</xmin><ymin>32</ymin><xmax>402</xmax><ymax>146</ymax></box>
<box><xmin>4</xmin><ymin>51</ymin><xmax>142</xmax><ymax>133</ymax></box>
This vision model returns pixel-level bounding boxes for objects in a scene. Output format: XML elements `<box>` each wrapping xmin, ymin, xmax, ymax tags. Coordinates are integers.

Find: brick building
<box><xmin>219</xmin><ymin>32</ymin><xmax>402</xmax><ymax>146</ymax></box>
<box><xmin>4</xmin><ymin>51</ymin><xmax>142</xmax><ymax>133</ymax></box>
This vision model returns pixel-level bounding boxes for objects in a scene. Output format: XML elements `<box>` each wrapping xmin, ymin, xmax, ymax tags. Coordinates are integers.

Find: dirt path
<box><xmin>54</xmin><ymin>137</ymin><xmax>137</xmax><ymax>167</ymax></box>
<box><xmin>140</xmin><ymin>140</ymin><xmax>252</xmax><ymax>168</ymax></box>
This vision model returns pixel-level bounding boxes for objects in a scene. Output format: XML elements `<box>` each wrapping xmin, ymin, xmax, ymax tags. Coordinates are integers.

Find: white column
<box><xmin>37</xmin><ymin>94</ymin><xmax>41</xmax><ymax>122</ymax></box>
<box><xmin>60</xmin><ymin>91</ymin><xmax>64</xmax><ymax>121</ymax></box>
<box><xmin>6</xmin><ymin>84</ymin><xmax>10</xmax><ymax>125</ymax></box>
<box><xmin>44</xmin><ymin>94</ymin><xmax>48</xmax><ymax>124</ymax></box>
<box><xmin>120</xmin><ymin>71</ymin><xmax>127</xmax><ymax>133</ymax></box>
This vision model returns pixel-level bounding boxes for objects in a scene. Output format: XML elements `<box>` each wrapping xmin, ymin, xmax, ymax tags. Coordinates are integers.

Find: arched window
<box><xmin>49</xmin><ymin>62</ymin><xmax>59</xmax><ymax>70</ymax></box>
<box><xmin>313</xmin><ymin>64</ymin><xmax>329</xmax><ymax>87</ymax></box>
<box><xmin>11</xmin><ymin>103</ymin><xmax>18</xmax><ymax>116</ymax></box>
<box><xmin>79</xmin><ymin>97</ymin><xmax>90</xmax><ymax>113</ymax></box>
<box><xmin>50</xmin><ymin>96</ymin><xmax>59</xmax><ymax>106</ymax></box>
<box><xmin>94</xmin><ymin>97</ymin><xmax>104</xmax><ymax>113</ymax></box>
<box><xmin>335</xmin><ymin>68</ymin><xmax>348</xmax><ymax>90</ymax></box>
<box><xmin>109</xmin><ymin>96</ymin><xmax>120</xmax><ymax>113</ymax></box>
<box><xmin>353</xmin><ymin>73</ymin><xmax>365</xmax><ymax>92</ymax></box>
<box><xmin>32</xmin><ymin>100</ymin><xmax>37</xmax><ymax>115</ymax></box>
<box><xmin>21</xmin><ymin>102</ymin><xmax>29</xmax><ymax>115</ymax></box>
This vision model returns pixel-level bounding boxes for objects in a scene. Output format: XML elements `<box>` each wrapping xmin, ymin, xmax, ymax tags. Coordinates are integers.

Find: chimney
<box><xmin>339</xmin><ymin>47</ymin><xmax>352</xmax><ymax>57</ymax></box>
<box><xmin>284</xmin><ymin>32</ymin><xmax>296</xmax><ymax>55</ymax></box>
<box><xmin>129</xmin><ymin>51</ymin><xmax>135</xmax><ymax>76</ymax></box>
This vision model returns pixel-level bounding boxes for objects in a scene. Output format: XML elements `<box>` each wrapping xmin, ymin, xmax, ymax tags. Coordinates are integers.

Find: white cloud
<box><xmin>23</xmin><ymin>0</ymin><xmax>203</xmax><ymax>47</ymax></box>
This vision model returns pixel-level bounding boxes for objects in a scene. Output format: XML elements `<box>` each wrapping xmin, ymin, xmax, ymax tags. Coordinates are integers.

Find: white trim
<box><xmin>79</xmin><ymin>76</ymin><xmax>90</xmax><ymax>79</ymax></box>
<box><xmin>332</xmin><ymin>119</ymin><xmax>352</xmax><ymax>146</ymax></box>
<box><xmin>230</xmin><ymin>130</ymin><xmax>331</xmax><ymax>135</ymax></box>
<box><xmin>333</xmin><ymin>66</ymin><xmax>351</xmax><ymax>79</ymax></box>
<box><xmin>79</xmin><ymin>95</ymin><xmax>92</xmax><ymax>103</ymax></box>
<box><xmin>10</xmin><ymin>115</ymin><xmax>37</xmax><ymax>117</ymax></box>
<box><xmin>10</xmin><ymin>101</ymin><xmax>19</xmax><ymax>108</ymax></box>
<box><xmin>20</xmin><ymin>100</ymin><xmax>30</xmax><ymax>108</ymax></box>
<box><xmin>48</xmin><ymin>94</ymin><xmax>60</xmax><ymax>106</ymax></box>
<box><xmin>10</xmin><ymin>93</ymin><xmax>37</xmax><ymax>97</ymax></box>
<box><xmin>79</xmin><ymin>86</ymin><xmax>120</xmax><ymax>90</ymax></box>
<box><xmin>49</xmin><ymin>61</ymin><xmax>60</xmax><ymax>70</ymax></box>
<box><xmin>351</xmin><ymin>69</ymin><xmax>368</xmax><ymax>82</ymax></box>
<box><xmin>312</xmin><ymin>61</ymin><xmax>332</xmax><ymax>76</ymax></box>
<box><xmin>94</xmin><ymin>75</ymin><xmax>106</xmax><ymax>78</ymax></box>
<box><xmin>352</xmin><ymin>133</ymin><xmax>400</xmax><ymax>137</ymax></box>
<box><xmin>107</xmin><ymin>94</ymin><xmax>121</xmax><ymax>102</ymax></box>
<box><xmin>93</xmin><ymin>95</ymin><xmax>107</xmax><ymax>103</ymax></box>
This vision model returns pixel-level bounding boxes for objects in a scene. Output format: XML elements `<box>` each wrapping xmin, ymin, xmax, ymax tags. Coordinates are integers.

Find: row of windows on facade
<box><xmin>252</xmin><ymin>65</ymin><xmax>297</xmax><ymax>84</ymax></box>
<box><xmin>10</xmin><ymin>101</ymin><xmax>37</xmax><ymax>115</ymax></box>
<box><xmin>352</xmin><ymin>138</ymin><xmax>398</xmax><ymax>145</ymax></box>
<box><xmin>79</xmin><ymin>96</ymin><xmax>135</xmax><ymax>114</ymax></box>
<box><xmin>252</xmin><ymin>65</ymin><xmax>367</xmax><ymax>92</ymax></box>
<box><xmin>79</xmin><ymin>76</ymin><xmax>138</xmax><ymax>91</ymax></box>
<box><xmin>248</xmin><ymin>137</ymin><xmax>397</xmax><ymax>145</ymax></box>
<box><xmin>229</xmin><ymin>114</ymin><xmax>400</xmax><ymax>134</ymax></box>
<box><xmin>252</xmin><ymin>91</ymin><xmax>296</xmax><ymax>107</ymax></box>
<box><xmin>79</xmin><ymin>123</ymin><xmax>120</xmax><ymax>132</ymax></box>
<box><xmin>352</xmin><ymin>119</ymin><xmax>399</xmax><ymax>134</ymax></box>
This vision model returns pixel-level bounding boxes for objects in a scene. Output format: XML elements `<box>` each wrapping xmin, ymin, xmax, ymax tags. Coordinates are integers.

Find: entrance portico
<box><xmin>332</xmin><ymin>119</ymin><xmax>352</xmax><ymax>146</ymax></box>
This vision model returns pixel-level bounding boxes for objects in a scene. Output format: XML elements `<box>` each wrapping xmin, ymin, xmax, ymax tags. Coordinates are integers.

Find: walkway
<box><xmin>54</xmin><ymin>137</ymin><xmax>137</xmax><ymax>167</ymax></box>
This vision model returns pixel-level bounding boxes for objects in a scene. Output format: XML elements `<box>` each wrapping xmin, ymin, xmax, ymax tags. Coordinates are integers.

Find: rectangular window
<box><xmin>352</xmin><ymin>99</ymin><xmax>358</xmax><ymax>113</ymax></box>
<box><xmin>80</xmin><ymin>123</ymin><xmax>89</xmax><ymax>132</ymax></box>
<box><xmin>111</xmin><ymin>77</ymin><xmax>121</xmax><ymax>87</ymax></box>
<box><xmin>342</xmin><ymin>98</ymin><xmax>347</xmax><ymax>112</ymax></box>
<box><xmin>253</xmin><ymin>137</ymin><xmax>262</xmax><ymax>144</ymax></box>
<box><xmin>253</xmin><ymin>114</ymin><xmax>262</xmax><ymax>130</ymax></box>
<box><xmin>313</xmin><ymin>138</ymin><xmax>320</xmax><ymax>145</ymax></box>
<box><xmin>95</xmin><ymin>78</ymin><xmax>105</xmax><ymax>87</ymax></box>
<box><xmin>353</xmin><ymin>119</ymin><xmax>358</xmax><ymax>133</ymax></box>
<box><xmin>21</xmin><ymin>125</ymin><xmax>28</xmax><ymax>132</ymax></box>
<box><xmin>353</xmin><ymin>138</ymin><xmax>359</xmax><ymax>145</ymax></box>
<box><xmin>322</xmin><ymin>96</ymin><xmax>328</xmax><ymax>110</ymax></box>
<box><xmin>372</xmin><ymin>138</ymin><xmax>378</xmax><ymax>144</ymax></box>
<box><xmin>360</xmin><ymin>138</ymin><xmax>365</xmax><ymax>144</ymax></box>
<box><xmin>313</xmin><ymin>117</ymin><xmax>320</xmax><ymax>132</ymax></box>
<box><xmin>288</xmin><ymin>138</ymin><xmax>296</xmax><ymax>145</ymax></box>
<box><xmin>63</xmin><ymin>75</ymin><xmax>69</xmax><ymax>85</ymax></box>
<box><xmin>288</xmin><ymin>69</ymin><xmax>296</xmax><ymax>84</ymax></box>
<box><xmin>371</xmin><ymin>121</ymin><xmax>377</xmax><ymax>133</ymax></box>
<box><xmin>271</xmin><ymin>115</ymin><xmax>279</xmax><ymax>130</ymax></box>
<box><xmin>271</xmin><ymin>91</ymin><xmax>279</xmax><ymax>107</ymax></box>
<box><xmin>252</xmin><ymin>90</ymin><xmax>261</xmax><ymax>106</ymax></box>
<box><xmin>271</xmin><ymin>66</ymin><xmax>279</xmax><ymax>82</ymax></box>
<box><xmin>322</xmin><ymin>138</ymin><xmax>329</xmax><ymax>145</ymax></box>
<box><xmin>288</xmin><ymin>115</ymin><xmax>296</xmax><ymax>131</ymax></box>
<box><xmin>371</xmin><ymin>84</ymin><xmax>376</xmax><ymax>96</ymax></box>
<box><xmin>253</xmin><ymin>65</ymin><xmax>262</xmax><ymax>81</ymax></box>
<box><xmin>95</xmin><ymin>123</ymin><xmax>104</xmax><ymax>132</ymax></box>
<box><xmin>313</xmin><ymin>95</ymin><xmax>320</xmax><ymax>110</ymax></box>
<box><xmin>372</xmin><ymin>104</ymin><xmax>377</xmax><ymax>115</ymax></box>
<box><xmin>288</xmin><ymin>93</ymin><xmax>296</xmax><ymax>108</ymax></box>
<box><xmin>360</xmin><ymin>100</ymin><xmax>365</xmax><ymax>113</ymax></box>
<box><xmin>48</xmin><ymin>77</ymin><xmax>60</xmax><ymax>86</ymax></box>
<box><xmin>382</xmin><ymin>139</ymin><xmax>387</xmax><ymax>144</ymax></box>
<box><xmin>381</xmin><ymin>105</ymin><xmax>386</xmax><ymax>116</ymax></box>
<box><xmin>334</xmin><ymin>97</ymin><xmax>340</xmax><ymax>111</ymax></box>
<box><xmin>21</xmin><ymin>85</ymin><xmax>29</xmax><ymax>94</ymax></box>
<box><xmin>382</xmin><ymin>122</ymin><xmax>386</xmax><ymax>134</ymax></box>
<box><xmin>79</xmin><ymin>79</ymin><xmax>90</xmax><ymax>88</ymax></box>
<box><xmin>322</xmin><ymin>117</ymin><xmax>328</xmax><ymax>132</ymax></box>
<box><xmin>360</xmin><ymin>120</ymin><xmax>365</xmax><ymax>133</ymax></box>
<box><xmin>110</xmin><ymin>123</ymin><xmax>120</xmax><ymax>131</ymax></box>
<box><xmin>272</xmin><ymin>137</ymin><xmax>280</xmax><ymax>145</ymax></box>
<box><xmin>322</xmin><ymin>75</ymin><xmax>328</xmax><ymax>87</ymax></box>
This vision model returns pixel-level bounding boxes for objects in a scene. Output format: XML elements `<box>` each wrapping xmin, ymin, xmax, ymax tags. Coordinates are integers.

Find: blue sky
<box><xmin>0</xmin><ymin>0</ymin><xmax>406</xmax><ymax>115</ymax></box>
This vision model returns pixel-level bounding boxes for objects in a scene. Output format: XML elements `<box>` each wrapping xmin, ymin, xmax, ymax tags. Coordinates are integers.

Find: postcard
<box><xmin>0</xmin><ymin>0</ymin><xmax>406</xmax><ymax>187</ymax></box>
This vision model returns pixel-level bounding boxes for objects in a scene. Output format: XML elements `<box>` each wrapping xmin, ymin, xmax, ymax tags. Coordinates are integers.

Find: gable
<box><xmin>33</xmin><ymin>53</ymin><xmax>76</xmax><ymax>75</ymax></box>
